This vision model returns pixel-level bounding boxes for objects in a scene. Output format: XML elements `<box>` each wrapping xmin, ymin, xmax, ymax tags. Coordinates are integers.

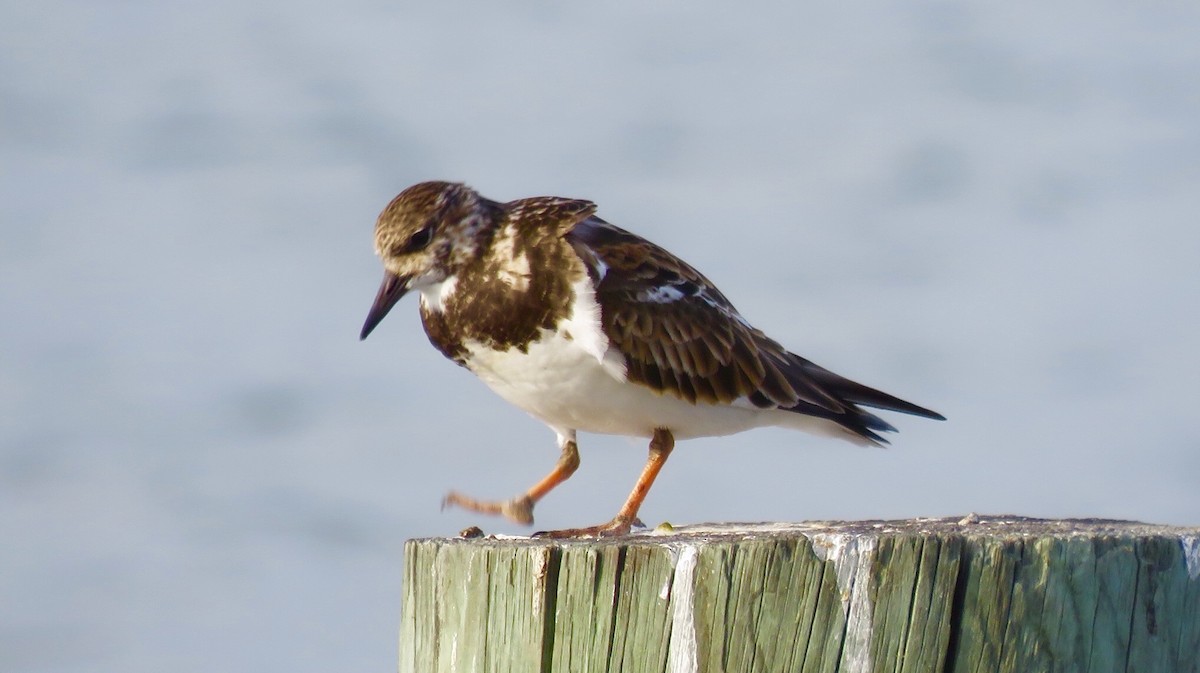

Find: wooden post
<box><xmin>398</xmin><ymin>517</ymin><xmax>1200</xmax><ymax>673</ymax></box>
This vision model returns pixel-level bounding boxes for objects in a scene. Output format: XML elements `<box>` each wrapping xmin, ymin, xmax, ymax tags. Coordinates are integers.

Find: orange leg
<box><xmin>443</xmin><ymin>436</ymin><xmax>580</xmax><ymax>525</ymax></box>
<box><xmin>538</xmin><ymin>428</ymin><xmax>675</xmax><ymax>538</ymax></box>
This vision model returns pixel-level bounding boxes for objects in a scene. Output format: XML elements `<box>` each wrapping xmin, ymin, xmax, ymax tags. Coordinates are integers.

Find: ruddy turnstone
<box><xmin>360</xmin><ymin>181</ymin><xmax>944</xmax><ymax>537</ymax></box>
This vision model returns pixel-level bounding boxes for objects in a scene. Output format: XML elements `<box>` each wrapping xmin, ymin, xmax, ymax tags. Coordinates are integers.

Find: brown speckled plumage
<box><xmin>421</xmin><ymin>196</ymin><xmax>595</xmax><ymax>361</ymax></box>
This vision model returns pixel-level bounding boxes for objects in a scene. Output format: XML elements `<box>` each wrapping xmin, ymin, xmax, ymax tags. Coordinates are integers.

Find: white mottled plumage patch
<box><xmin>590</xmin><ymin>256</ymin><xmax>609</xmax><ymax>282</ymax></box>
<box><xmin>564</xmin><ymin>275</ymin><xmax>626</xmax><ymax>380</ymax></box>
<box><xmin>488</xmin><ymin>225</ymin><xmax>532</xmax><ymax>290</ymax></box>
<box><xmin>639</xmin><ymin>285</ymin><xmax>686</xmax><ymax>304</ymax></box>
<box><xmin>699</xmin><ymin>291</ymin><xmax>753</xmax><ymax>328</ymax></box>
<box><xmin>445</xmin><ymin>201</ymin><xmax>487</xmax><ymax>264</ymax></box>
<box><xmin>417</xmin><ymin>275</ymin><xmax>458</xmax><ymax>314</ymax></box>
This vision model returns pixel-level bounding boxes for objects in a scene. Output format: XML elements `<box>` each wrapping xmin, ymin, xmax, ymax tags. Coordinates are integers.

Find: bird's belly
<box><xmin>460</xmin><ymin>330</ymin><xmax>765</xmax><ymax>440</ymax></box>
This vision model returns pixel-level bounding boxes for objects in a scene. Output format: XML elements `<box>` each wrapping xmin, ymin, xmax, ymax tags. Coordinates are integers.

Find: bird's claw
<box><xmin>533</xmin><ymin>516</ymin><xmax>635</xmax><ymax>539</ymax></box>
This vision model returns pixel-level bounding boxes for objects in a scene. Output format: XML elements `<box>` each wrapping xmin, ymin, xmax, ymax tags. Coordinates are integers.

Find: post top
<box><xmin>414</xmin><ymin>514</ymin><xmax>1200</xmax><ymax>548</ymax></box>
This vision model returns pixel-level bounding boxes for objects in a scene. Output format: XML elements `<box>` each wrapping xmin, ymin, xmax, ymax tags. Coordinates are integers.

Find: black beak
<box><xmin>360</xmin><ymin>271</ymin><xmax>411</xmax><ymax>340</ymax></box>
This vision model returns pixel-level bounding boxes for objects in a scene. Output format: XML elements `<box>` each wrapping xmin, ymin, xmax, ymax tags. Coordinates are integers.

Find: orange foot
<box><xmin>442</xmin><ymin>491</ymin><xmax>534</xmax><ymax>525</ymax></box>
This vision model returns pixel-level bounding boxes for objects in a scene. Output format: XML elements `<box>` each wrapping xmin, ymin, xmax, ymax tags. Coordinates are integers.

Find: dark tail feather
<box><xmin>764</xmin><ymin>350</ymin><xmax>944</xmax><ymax>445</ymax></box>
<box><xmin>782</xmin><ymin>397</ymin><xmax>897</xmax><ymax>445</ymax></box>
<box><xmin>795</xmin><ymin>358</ymin><xmax>946</xmax><ymax>420</ymax></box>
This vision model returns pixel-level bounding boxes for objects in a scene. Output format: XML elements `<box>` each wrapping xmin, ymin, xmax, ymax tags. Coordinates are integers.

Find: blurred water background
<box><xmin>3</xmin><ymin>2</ymin><xmax>1199</xmax><ymax>671</ymax></box>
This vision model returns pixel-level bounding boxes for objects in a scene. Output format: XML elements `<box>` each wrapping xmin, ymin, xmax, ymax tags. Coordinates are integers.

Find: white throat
<box><xmin>417</xmin><ymin>275</ymin><xmax>459</xmax><ymax>314</ymax></box>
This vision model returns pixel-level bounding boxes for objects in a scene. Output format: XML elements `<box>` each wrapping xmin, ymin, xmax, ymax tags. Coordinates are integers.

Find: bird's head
<box><xmin>359</xmin><ymin>181</ymin><xmax>495</xmax><ymax>340</ymax></box>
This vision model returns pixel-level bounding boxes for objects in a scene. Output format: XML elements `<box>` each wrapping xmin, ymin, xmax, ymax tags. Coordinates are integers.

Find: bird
<box><xmin>360</xmin><ymin>181</ymin><xmax>945</xmax><ymax>538</ymax></box>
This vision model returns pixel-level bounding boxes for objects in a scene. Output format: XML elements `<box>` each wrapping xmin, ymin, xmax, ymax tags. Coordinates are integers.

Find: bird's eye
<box><xmin>406</xmin><ymin>225</ymin><xmax>434</xmax><ymax>251</ymax></box>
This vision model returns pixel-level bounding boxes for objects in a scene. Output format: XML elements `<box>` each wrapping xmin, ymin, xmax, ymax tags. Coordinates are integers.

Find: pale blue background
<box><xmin>3</xmin><ymin>2</ymin><xmax>1198</xmax><ymax>671</ymax></box>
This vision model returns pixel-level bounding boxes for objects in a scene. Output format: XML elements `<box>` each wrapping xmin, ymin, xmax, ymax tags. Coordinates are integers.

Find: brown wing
<box><xmin>565</xmin><ymin>218</ymin><xmax>841</xmax><ymax>409</ymax></box>
<box><xmin>564</xmin><ymin>217</ymin><xmax>945</xmax><ymax>442</ymax></box>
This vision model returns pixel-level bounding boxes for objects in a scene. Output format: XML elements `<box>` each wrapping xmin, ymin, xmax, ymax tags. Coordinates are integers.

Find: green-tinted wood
<box><xmin>870</xmin><ymin>535</ymin><xmax>919</xmax><ymax>672</ymax></box>
<box><xmin>1180</xmin><ymin>537</ymin><xmax>1200</xmax><ymax>673</ymax></box>
<box><xmin>898</xmin><ymin>535</ymin><xmax>961</xmax><ymax>673</ymax></box>
<box><xmin>1128</xmin><ymin>536</ymin><xmax>1187</xmax><ymax>673</ymax></box>
<box><xmin>949</xmin><ymin>536</ymin><xmax>1019</xmax><ymax>671</ymax></box>
<box><xmin>692</xmin><ymin>541</ymin><xmax>734</xmax><ymax>670</ymax></box>
<box><xmin>802</xmin><ymin>535</ymin><xmax>857</xmax><ymax>673</ymax></box>
<box><xmin>399</xmin><ymin>518</ymin><xmax>1200</xmax><ymax>673</ymax></box>
<box><xmin>1034</xmin><ymin>536</ymin><xmax>1095</xmax><ymax>671</ymax></box>
<box><xmin>999</xmin><ymin>536</ymin><xmax>1054</xmax><ymax>672</ymax></box>
<box><xmin>788</xmin><ymin>538</ymin><xmax>833</xmax><ymax>672</ymax></box>
<box><xmin>550</xmin><ymin>544</ymin><xmax>622</xmax><ymax>672</ymax></box>
<box><xmin>606</xmin><ymin>545</ymin><xmax>675</xmax><ymax>672</ymax></box>
<box><xmin>725</xmin><ymin>540</ymin><xmax>776</xmax><ymax>670</ymax></box>
<box><xmin>398</xmin><ymin>540</ymin><xmax>436</xmax><ymax>673</ymax></box>
<box><xmin>753</xmin><ymin>539</ymin><xmax>815</xmax><ymax>671</ymax></box>
<box><xmin>1090</xmin><ymin>536</ymin><xmax>1140</xmax><ymax>671</ymax></box>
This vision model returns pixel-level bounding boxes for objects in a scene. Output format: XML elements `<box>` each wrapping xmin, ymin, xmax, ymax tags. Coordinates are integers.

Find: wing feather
<box><xmin>563</xmin><ymin>216</ymin><xmax>944</xmax><ymax>441</ymax></box>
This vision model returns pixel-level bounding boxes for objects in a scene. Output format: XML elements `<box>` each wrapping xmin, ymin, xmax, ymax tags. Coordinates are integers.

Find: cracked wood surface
<box><xmin>398</xmin><ymin>516</ymin><xmax>1200</xmax><ymax>673</ymax></box>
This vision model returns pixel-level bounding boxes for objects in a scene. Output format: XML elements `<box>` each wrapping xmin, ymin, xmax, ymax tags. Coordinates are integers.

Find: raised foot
<box><xmin>442</xmin><ymin>491</ymin><xmax>534</xmax><ymax>525</ymax></box>
<box><xmin>534</xmin><ymin>516</ymin><xmax>636</xmax><ymax>539</ymax></box>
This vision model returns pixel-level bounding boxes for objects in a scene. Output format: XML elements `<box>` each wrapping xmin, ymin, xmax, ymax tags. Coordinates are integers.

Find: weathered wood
<box><xmin>398</xmin><ymin>517</ymin><xmax>1200</xmax><ymax>673</ymax></box>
